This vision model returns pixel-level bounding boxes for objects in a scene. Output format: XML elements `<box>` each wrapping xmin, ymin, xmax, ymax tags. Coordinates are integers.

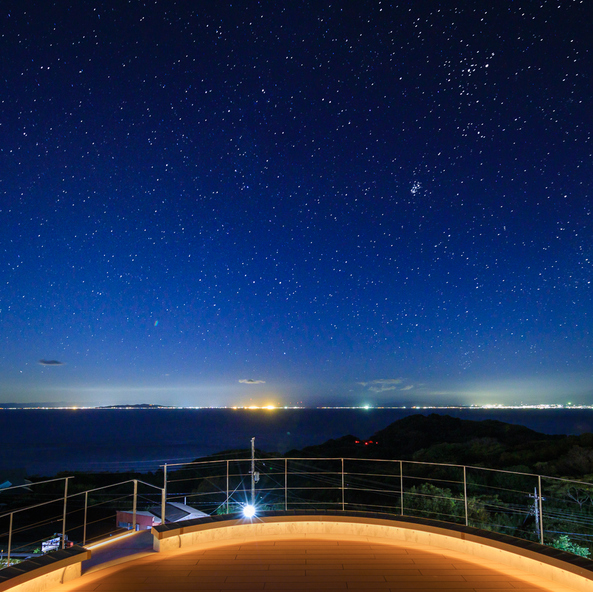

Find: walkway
<box><xmin>47</xmin><ymin>536</ymin><xmax>575</xmax><ymax>592</ymax></box>
<box><xmin>82</xmin><ymin>530</ymin><xmax>154</xmax><ymax>574</ymax></box>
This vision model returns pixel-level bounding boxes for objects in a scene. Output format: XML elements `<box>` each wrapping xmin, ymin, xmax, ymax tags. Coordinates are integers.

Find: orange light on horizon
<box><xmin>240</xmin><ymin>403</ymin><xmax>278</xmax><ymax>410</ymax></box>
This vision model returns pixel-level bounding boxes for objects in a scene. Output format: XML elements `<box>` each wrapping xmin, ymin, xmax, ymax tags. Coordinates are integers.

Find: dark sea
<box><xmin>2</xmin><ymin>407</ymin><xmax>593</xmax><ymax>477</ymax></box>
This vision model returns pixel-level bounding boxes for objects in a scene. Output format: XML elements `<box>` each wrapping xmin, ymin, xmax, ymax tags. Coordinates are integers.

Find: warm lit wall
<box><xmin>153</xmin><ymin>515</ymin><xmax>593</xmax><ymax>592</ymax></box>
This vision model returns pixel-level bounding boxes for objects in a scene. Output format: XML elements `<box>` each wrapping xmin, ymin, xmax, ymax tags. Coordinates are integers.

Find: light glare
<box><xmin>243</xmin><ymin>504</ymin><xmax>256</xmax><ymax>518</ymax></box>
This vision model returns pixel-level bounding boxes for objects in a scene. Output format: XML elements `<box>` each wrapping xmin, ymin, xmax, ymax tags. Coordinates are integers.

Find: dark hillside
<box><xmin>286</xmin><ymin>413</ymin><xmax>593</xmax><ymax>476</ymax></box>
<box><xmin>372</xmin><ymin>413</ymin><xmax>554</xmax><ymax>454</ymax></box>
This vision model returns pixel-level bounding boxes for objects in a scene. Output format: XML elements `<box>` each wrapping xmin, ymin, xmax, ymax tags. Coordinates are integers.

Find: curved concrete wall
<box><xmin>153</xmin><ymin>514</ymin><xmax>593</xmax><ymax>592</ymax></box>
<box><xmin>0</xmin><ymin>546</ymin><xmax>90</xmax><ymax>592</ymax></box>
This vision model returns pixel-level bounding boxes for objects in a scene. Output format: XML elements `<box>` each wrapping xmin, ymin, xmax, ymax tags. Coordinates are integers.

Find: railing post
<box><xmin>464</xmin><ymin>466</ymin><xmax>468</xmax><ymax>526</ymax></box>
<box><xmin>132</xmin><ymin>480</ymin><xmax>138</xmax><ymax>531</ymax></box>
<box><xmin>7</xmin><ymin>513</ymin><xmax>12</xmax><ymax>566</ymax></box>
<box><xmin>62</xmin><ymin>477</ymin><xmax>69</xmax><ymax>549</ymax></box>
<box><xmin>285</xmin><ymin>458</ymin><xmax>288</xmax><ymax>511</ymax></box>
<box><xmin>400</xmin><ymin>460</ymin><xmax>404</xmax><ymax>515</ymax></box>
<box><xmin>250</xmin><ymin>438</ymin><xmax>256</xmax><ymax>506</ymax></box>
<box><xmin>226</xmin><ymin>460</ymin><xmax>230</xmax><ymax>514</ymax></box>
<box><xmin>83</xmin><ymin>491</ymin><xmax>88</xmax><ymax>546</ymax></box>
<box><xmin>341</xmin><ymin>458</ymin><xmax>345</xmax><ymax>511</ymax></box>
<box><xmin>161</xmin><ymin>464</ymin><xmax>167</xmax><ymax>525</ymax></box>
<box><xmin>538</xmin><ymin>475</ymin><xmax>544</xmax><ymax>545</ymax></box>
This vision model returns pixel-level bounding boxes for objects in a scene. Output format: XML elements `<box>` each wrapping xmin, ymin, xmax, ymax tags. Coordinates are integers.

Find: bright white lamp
<box><xmin>242</xmin><ymin>504</ymin><xmax>256</xmax><ymax>518</ymax></box>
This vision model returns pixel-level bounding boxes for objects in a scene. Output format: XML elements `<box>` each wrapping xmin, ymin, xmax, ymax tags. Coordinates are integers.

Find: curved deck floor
<box><xmin>47</xmin><ymin>536</ymin><xmax>575</xmax><ymax>592</ymax></box>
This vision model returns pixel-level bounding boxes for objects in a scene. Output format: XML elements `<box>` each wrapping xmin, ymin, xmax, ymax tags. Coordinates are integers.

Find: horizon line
<box><xmin>1</xmin><ymin>403</ymin><xmax>592</xmax><ymax>410</ymax></box>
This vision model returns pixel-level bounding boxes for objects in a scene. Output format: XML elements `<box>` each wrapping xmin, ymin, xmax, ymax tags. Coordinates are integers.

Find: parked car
<box><xmin>42</xmin><ymin>533</ymin><xmax>74</xmax><ymax>553</ymax></box>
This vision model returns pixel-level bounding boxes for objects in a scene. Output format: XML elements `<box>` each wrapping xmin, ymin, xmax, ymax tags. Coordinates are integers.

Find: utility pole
<box><xmin>528</xmin><ymin>486</ymin><xmax>544</xmax><ymax>543</ymax></box>
<box><xmin>250</xmin><ymin>437</ymin><xmax>256</xmax><ymax>505</ymax></box>
<box><xmin>532</xmin><ymin>487</ymin><xmax>540</xmax><ymax>540</ymax></box>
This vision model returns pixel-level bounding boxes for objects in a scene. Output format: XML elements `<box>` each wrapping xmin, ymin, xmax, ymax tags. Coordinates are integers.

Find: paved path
<box><xmin>83</xmin><ymin>529</ymin><xmax>155</xmax><ymax>573</ymax></box>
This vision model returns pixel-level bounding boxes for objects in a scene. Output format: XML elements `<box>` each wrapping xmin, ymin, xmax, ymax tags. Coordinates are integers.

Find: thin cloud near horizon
<box><xmin>239</xmin><ymin>379</ymin><xmax>266</xmax><ymax>384</ymax></box>
<box><xmin>358</xmin><ymin>379</ymin><xmax>415</xmax><ymax>393</ymax></box>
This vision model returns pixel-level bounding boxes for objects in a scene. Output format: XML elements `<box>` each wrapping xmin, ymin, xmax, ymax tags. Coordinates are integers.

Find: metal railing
<box><xmin>0</xmin><ymin>478</ymin><xmax>163</xmax><ymax>567</ymax></box>
<box><xmin>1</xmin><ymin>457</ymin><xmax>592</xmax><ymax>568</ymax></box>
<box><xmin>163</xmin><ymin>457</ymin><xmax>593</xmax><ymax>553</ymax></box>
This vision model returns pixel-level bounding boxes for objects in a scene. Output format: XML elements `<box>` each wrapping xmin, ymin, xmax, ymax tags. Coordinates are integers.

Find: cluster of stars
<box><xmin>0</xmin><ymin>1</ymin><xmax>591</xmax><ymax>406</ymax></box>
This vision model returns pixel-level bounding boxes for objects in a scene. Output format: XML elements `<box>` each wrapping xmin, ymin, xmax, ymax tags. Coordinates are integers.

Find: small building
<box><xmin>149</xmin><ymin>502</ymin><xmax>209</xmax><ymax>523</ymax></box>
<box><xmin>116</xmin><ymin>510</ymin><xmax>159</xmax><ymax>531</ymax></box>
<box><xmin>117</xmin><ymin>502</ymin><xmax>208</xmax><ymax>531</ymax></box>
<box><xmin>0</xmin><ymin>475</ymin><xmax>33</xmax><ymax>493</ymax></box>
<box><xmin>0</xmin><ymin>475</ymin><xmax>33</xmax><ymax>510</ymax></box>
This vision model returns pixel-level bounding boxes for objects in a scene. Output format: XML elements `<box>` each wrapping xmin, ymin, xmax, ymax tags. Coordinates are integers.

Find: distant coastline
<box><xmin>1</xmin><ymin>402</ymin><xmax>593</xmax><ymax>410</ymax></box>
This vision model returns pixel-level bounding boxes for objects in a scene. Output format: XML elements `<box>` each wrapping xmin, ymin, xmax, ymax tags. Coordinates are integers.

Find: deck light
<box><xmin>242</xmin><ymin>504</ymin><xmax>256</xmax><ymax>518</ymax></box>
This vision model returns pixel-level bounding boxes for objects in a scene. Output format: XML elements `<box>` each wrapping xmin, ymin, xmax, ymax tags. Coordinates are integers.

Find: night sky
<box><xmin>1</xmin><ymin>1</ymin><xmax>592</xmax><ymax>408</ymax></box>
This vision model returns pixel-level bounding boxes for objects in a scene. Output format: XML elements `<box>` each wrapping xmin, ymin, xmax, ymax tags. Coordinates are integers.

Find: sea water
<box><xmin>2</xmin><ymin>407</ymin><xmax>593</xmax><ymax>477</ymax></box>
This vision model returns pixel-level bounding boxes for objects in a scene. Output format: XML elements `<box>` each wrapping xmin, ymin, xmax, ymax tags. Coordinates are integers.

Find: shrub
<box><xmin>551</xmin><ymin>535</ymin><xmax>591</xmax><ymax>558</ymax></box>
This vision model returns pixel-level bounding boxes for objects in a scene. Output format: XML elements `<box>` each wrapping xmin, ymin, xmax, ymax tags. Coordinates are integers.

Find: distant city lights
<box><xmin>0</xmin><ymin>403</ymin><xmax>592</xmax><ymax>410</ymax></box>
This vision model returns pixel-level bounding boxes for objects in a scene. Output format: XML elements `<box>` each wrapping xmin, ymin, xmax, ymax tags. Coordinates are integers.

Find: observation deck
<box><xmin>2</xmin><ymin>456</ymin><xmax>593</xmax><ymax>591</ymax></box>
<box><xmin>5</xmin><ymin>511</ymin><xmax>593</xmax><ymax>592</ymax></box>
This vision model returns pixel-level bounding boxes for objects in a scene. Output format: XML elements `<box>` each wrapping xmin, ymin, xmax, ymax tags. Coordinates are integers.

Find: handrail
<box><xmin>1</xmin><ymin>457</ymin><xmax>592</xmax><ymax>570</ymax></box>
<box><xmin>0</xmin><ymin>476</ymin><xmax>68</xmax><ymax>494</ymax></box>
<box><xmin>66</xmin><ymin>479</ymin><xmax>163</xmax><ymax>499</ymax></box>
<box><xmin>0</xmin><ymin>478</ymin><xmax>164</xmax><ymax>567</ymax></box>
<box><xmin>164</xmin><ymin>454</ymin><xmax>568</xmax><ymax>479</ymax></box>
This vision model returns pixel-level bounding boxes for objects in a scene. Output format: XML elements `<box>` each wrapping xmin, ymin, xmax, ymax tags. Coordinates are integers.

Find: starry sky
<box><xmin>1</xmin><ymin>1</ymin><xmax>592</xmax><ymax>408</ymax></box>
